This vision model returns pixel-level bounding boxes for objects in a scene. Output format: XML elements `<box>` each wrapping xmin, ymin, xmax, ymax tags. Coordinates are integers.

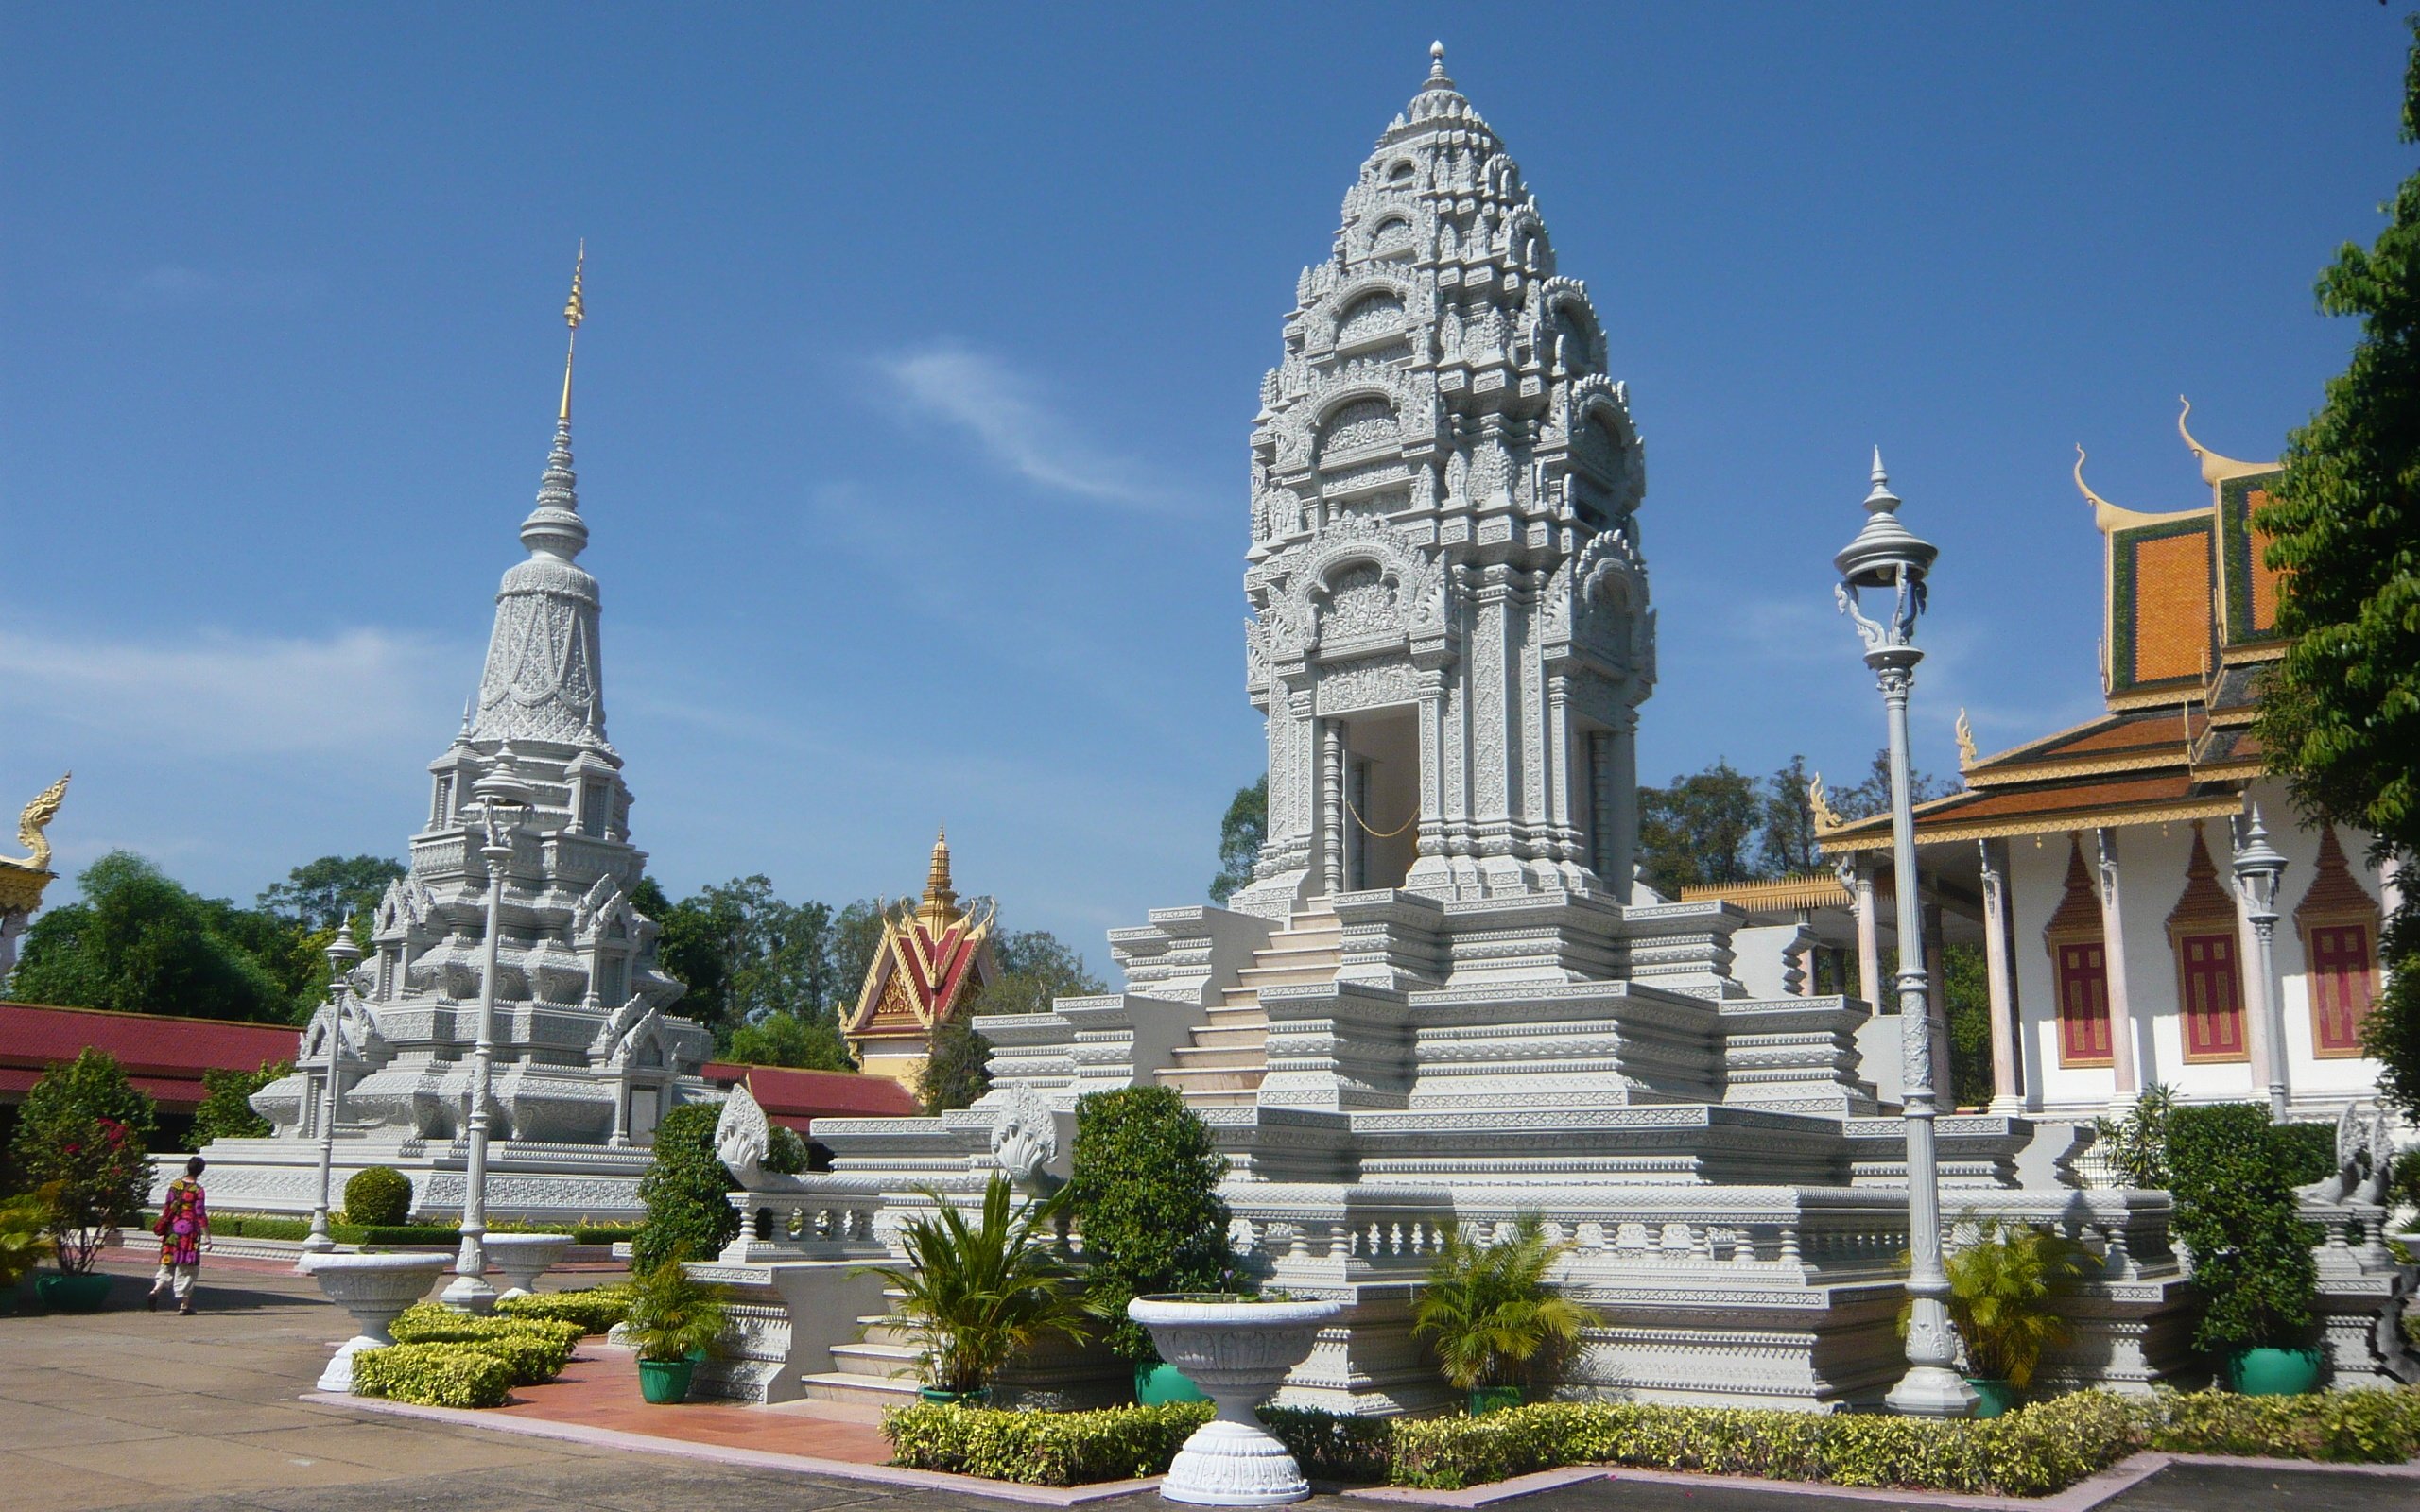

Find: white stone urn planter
<box><xmin>301</xmin><ymin>1252</ymin><xmax>453</xmax><ymax>1392</ymax></box>
<box><xmin>1128</xmin><ymin>1294</ymin><xmax>1341</xmax><ymax>1507</ymax></box>
<box><xmin>482</xmin><ymin>1233</ymin><xmax>573</xmax><ymax>1301</ymax></box>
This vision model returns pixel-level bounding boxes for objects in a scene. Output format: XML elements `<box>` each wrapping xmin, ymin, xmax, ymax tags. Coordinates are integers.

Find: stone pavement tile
<box><xmin>229</xmin><ymin>1421</ymin><xmax>596</xmax><ymax>1475</ymax></box>
<box><xmin>13</xmin><ymin>1432</ymin><xmax>397</xmax><ymax>1494</ymax></box>
<box><xmin>78</xmin><ymin>1395</ymin><xmax>344</xmax><ymax>1435</ymax></box>
<box><xmin>0</xmin><ymin>1370</ymin><xmax>184</xmax><ymax>1405</ymax></box>
<box><xmin>0</xmin><ymin>1448</ymin><xmax>180</xmax><ymax>1512</ymax></box>
<box><xmin>2099</xmin><ymin>1462</ymin><xmax>2419</xmax><ymax>1512</ymax></box>
<box><xmin>0</xmin><ymin>1399</ymin><xmax>179</xmax><ymax>1450</ymax></box>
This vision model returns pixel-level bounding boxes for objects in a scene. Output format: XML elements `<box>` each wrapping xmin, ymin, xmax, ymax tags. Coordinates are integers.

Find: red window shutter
<box><xmin>2179</xmin><ymin>932</ymin><xmax>2246</xmax><ymax>1060</ymax></box>
<box><xmin>2308</xmin><ymin>924</ymin><xmax>2375</xmax><ymax>1055</ymax></box>
<box><xmin>2056</xmin><ymin>942</ymin><xmax>2112</xmax><ymax>1065</ymax></box>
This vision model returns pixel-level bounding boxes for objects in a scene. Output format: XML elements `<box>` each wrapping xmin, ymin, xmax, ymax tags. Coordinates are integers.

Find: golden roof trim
<box><xmin>2076</xmin><ymin>444</ymin><xmax>2203</xmax><ymax>534</ymax></box>
<box><xmin>1677</xmin><ymin>872</ymin><xmax>1854</xmax><ymax>910</ymax></box>
<box><xmin>1971</xmin><ymin>748</ymin><xmax>2195</xmax><ymax>787</ymax></box>
<box><xmin>1817</xmin><ymin>793</ymin><xmax>2248</xmax><ymax>853</ymax></box>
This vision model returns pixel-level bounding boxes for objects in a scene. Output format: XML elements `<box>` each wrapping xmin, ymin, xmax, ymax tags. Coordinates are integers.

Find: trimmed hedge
<box><xmin>351</xmin><ymin>1342</ymin><xmax>514</xmax><ymax>1408</ymax></box>
<box><xmin>886</xmin><ymin>1401</ymin><xmax>1213</xmax><ymax>1485</ymax></box>
<box><xmin>494</xmin><ymin>1285</ymin><xmax>631</xmax><ymax>1334</ymax></box>
<box><xmin>178</xmin><ymin>1211</ymin><xmax>462</xmax><ymax>1246</ymax></box>
<box><xmin>343</xmin><ymin>1166</ymin><xmax>413</xmax><ymax>1226</ymax></box>
<box><xmin>387</xmin><ymin>1303</ymin><xmax>580</xmax><ymax>1383</ymax></box>
<box><xmin>880</xmin><ymin>1390</ymin><xmax>2420</xmax><ymax>1495</ymax></box>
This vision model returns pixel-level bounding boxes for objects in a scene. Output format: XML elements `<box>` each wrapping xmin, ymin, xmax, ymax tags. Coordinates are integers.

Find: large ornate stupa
<box><xmin>695</xmin><ymin>48</ymin><xmax>2411</xmax><ymax>1412</ymax></box>
<box><xmin>199</xmin><ymin>264</ymin><xmax>714</xmax><ymax>1221</ymax></box>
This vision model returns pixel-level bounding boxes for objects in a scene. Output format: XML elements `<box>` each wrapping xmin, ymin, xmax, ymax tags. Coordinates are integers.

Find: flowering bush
<box><xmin>6</xmin><ymin>1051</ymin><xmax>157</xmax><ymax>1274</ymax></box>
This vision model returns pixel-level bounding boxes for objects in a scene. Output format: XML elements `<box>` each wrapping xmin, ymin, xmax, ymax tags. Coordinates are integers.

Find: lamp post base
<box><xmin>1885</xmin><ymin>1365</ymin><xmax>1979</xmax><ymax>1418</ymax></box>
<box><xmin>439</xmin><ymin>1271</ymin><xmax>498</xmax><ymax>1314</ymax></box>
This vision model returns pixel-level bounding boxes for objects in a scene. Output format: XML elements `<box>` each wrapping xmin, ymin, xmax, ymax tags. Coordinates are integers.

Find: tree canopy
<box><xmin>11</xmin><ymin>852</ymin><xmax>320</xmax><ymax>1023</ymax></box>
<box><xmin>2253</xmin><ymin>20</ymin><xmax>2420</xmax><ymax>1116</ymax></box>
<box><xmin>257</xmin><ymin>854</ymin><xmax>406</xmax><ymax>933</ymax></box>
<box><xmin>1209</xmin><ymin>776</ymin><xmax>1267</xmax><ymax>904</ymax></box>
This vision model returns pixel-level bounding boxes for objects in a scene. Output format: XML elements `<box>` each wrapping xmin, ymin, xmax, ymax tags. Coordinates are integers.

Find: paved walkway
<box><xmin>3</xmin><ymin>1256</ymin><xmax>2411</xmax><ymax>1512</ymax></box>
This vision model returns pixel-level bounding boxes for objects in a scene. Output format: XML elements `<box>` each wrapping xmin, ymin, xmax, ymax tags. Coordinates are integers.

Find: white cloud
<box><xmin>116</xmin><ymin>263</ymin><xmax>321</xmax><ymax>311</ymax></box>
<box><xmin>873</xmin><ymin>345</ymin><xmax>1189</xmax><ymax>510</ymax></box>
<box><xmin>0</xmin><ymin>624</ymin><xmax>467</xmax><ymax>757</ymax></box>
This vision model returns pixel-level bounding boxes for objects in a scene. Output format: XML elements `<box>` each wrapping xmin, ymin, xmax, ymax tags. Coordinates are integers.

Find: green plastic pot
<box><xmin>917</xmin><ymin>1385</ymin><xmax>991</xmax><ymax>1406</ymax></box>
<box><xmin>1965</xmin><ymin>1378</ymin><xmax>2020</xmax><ymax>1418</ymax></box>
<box><xmin>35</xmin><ymin>1273</ymin><xmax>112</xmax><ymax>1314</ymax></box>
<box><xmin>1135</xmin><ymin>1362</ymin><xmax>1206</xmax><ymax>1405</ymax></box>
<box><xmin>2227</xmin><ymin>1347</ymin><xmax>2321</xmax><ymax>1396</ymax></box>
<box><xmin>1469</xmin><ymin>1385</ymin><xmax>1524</xmax><ymax>1417</ymax></box>
<box><xmin>636</xmin><ymin>1357</ymin><xmax>695</xmax><ymax>1404</ymax></box>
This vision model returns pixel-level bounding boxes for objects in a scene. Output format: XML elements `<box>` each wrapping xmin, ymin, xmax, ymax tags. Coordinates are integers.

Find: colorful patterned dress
<box><xmin>156</xmin><ymin>1177</ymin><xmax>207</xmax><ymax>1265</ymax></box>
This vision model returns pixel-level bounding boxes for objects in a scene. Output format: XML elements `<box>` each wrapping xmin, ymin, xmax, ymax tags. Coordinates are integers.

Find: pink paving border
<box><xmin>304</xmin><ymin>1392</ymin><xmax>2420</xmax><ymax>1510</ymax></box>
<box><xmin>301</xmin><ymin>1391</ymin><xmax>1161</xmax><ymax>1505</ymax></box>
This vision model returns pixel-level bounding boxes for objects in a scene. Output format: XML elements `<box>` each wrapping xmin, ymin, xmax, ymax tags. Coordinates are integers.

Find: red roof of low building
<box><xmin>0</xmin><ymin>1001</ymin><xmax>300</xmax><ymax>1112</ymax></box>
<box><xmin>700</xmin><ymin>1061</ymin><xmax>917</xmax><ymax>1132</ymax></box>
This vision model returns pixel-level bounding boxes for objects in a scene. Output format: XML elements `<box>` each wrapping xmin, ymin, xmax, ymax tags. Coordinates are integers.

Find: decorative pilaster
<box><xmin>1321</xmin><ymin>720</ymin><xmax>1345</xmax><ymax>897</ymax></box>
<box><xmin>1977</xmin><ymin>839</ymin><xmax>2023</xmax><ymax>1112</ymax></box>
<box><xmin>2094</xmin><ymin>828</ymin><xmax>2142</xmax><ymax>1100</ymax></box>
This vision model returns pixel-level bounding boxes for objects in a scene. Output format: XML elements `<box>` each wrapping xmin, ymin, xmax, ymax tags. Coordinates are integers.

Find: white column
<box><xmin>1977</xmin><ymin>839</ymin><xmax>2023</xmax><ymax>1113</ymax></box>
<box><xmin>2093</xmin><ymin>828</ymin><xmax>2142</xmax><ymax>1101</ymax></box>
<box><xmin>1923</xmin><ymin>892</ymin><xmax>1953</xmax><ymax>1105</ymax></box>
<box><xmin>1320</xmin><ymin>719</ymin><xmax>1344</xmax><ymax>897</ymax></box>
<box><xmin>1605</xmin><ymin>707</ymin><xmax>1639</xmax><ymax>900</ymax></box>
<box><xmin>1850</xmin><ymin>857</ymin><xmax>1883</xmax><ymax>1006</ymax></box>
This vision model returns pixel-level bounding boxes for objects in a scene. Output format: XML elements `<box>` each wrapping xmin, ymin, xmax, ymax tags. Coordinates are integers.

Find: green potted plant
<box><xmin>1903</xmin><ymin>1219</ymin><xmax>2088</xmax><ymax>1417</ymax></box>
<box><xmin>865</xmin><ymin>1174</ymin><xmax>1093</xmax><ymax>1404</ymax></box>
<box><xmin>2169</xmin><ymin>1104</ymin><xmax>2323</xmax><ymax>1395</ymax></box>
<box><xmin>1411</xmin><ymin>1214</ymin><xmax>1596</xmax><ymax>1416</ymax></box>
<box><xmin>1064</xmin><ymin>1087</ymin><xmax>1232</xmax><ymax>1404</ymax></box>
<box><xmin>7</xmin><ymin>1050</ymin><xmax>157</xmax><ymax>1313</ymax></box>
<box><xmin>0</xmin><ymin>1189</ymin><xmax>59</xmax><ymax>1313</ymax></box>
<box><xmin>624</xmin><ymin>1261</ymin><xmax>729</xmax><ymax>1404</ymax></box>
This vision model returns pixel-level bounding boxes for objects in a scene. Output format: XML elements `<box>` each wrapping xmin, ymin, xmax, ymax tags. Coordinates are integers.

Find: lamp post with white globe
<box><xmin>300</xmin><ymin>925</ymin><xmax>364</xmax><ymax>1262</ymax></box>
<box><xmin>1834</xmin><ymin>451</ymin><xmax>1977</xmax><ymax>1419</ymax></box>
<box><xmin>441</xmin><ymin>747</ymin><xmax>533</xmax><ymax>1314</ymax></box>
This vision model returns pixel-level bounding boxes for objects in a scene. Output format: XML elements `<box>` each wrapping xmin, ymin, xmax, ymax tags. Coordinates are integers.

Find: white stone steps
<box><xmin>1154</xmin><ymin>900</ymin><xmax>1342</xmax><ymax>1110</ymax></box>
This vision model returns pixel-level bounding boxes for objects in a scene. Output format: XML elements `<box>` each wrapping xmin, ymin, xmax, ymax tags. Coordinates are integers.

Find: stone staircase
<box><xmin>799</xmin><ymin>1289</ymin><xmax>925</xmax><ymax>1407</ymax></box>
<box><xmin>1153</xmin><ymin>902</ymin><xmax>1342</xmax><ymax>1108</ymax></box>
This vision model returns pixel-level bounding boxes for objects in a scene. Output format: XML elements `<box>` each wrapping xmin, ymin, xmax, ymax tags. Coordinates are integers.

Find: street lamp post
<box><xmin>300</xmin><ymin>925</ymin><xmax>363</xmax><ymax>1262</ymax></box>
<box><xmin>441</xmin><ymin>746</ymin><xmax>534</xmax><ymax>1314</ymax></box>
<box><xmin>2231</xmin><ymin>806</ymin><xmax>2290</xmax><ymax>1121</ymax></box>
<box><xmin>1835</xmin><ymin>450</ymin><xmax>1977</xmax><ymax>1419</ymax></box>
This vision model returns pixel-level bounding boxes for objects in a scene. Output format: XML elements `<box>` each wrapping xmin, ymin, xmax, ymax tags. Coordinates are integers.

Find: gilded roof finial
<box><xmin>1807</xmin><ymin>773</ymin><xmax>1844</xmax><ymax>833</ymax></box>
<box><xmin>921</xmin><ymin>827</ymin><xmax>959</xmax><ymax>922</ymax></box>
<box><xmin>559</xmin><ymin>242</ymin><xmax>585</xmax><ymax>424</ymax></box>
<box><xmin>1956</xmin><ymin>708</ymin><xmax>1978</xmax><ymax>771</ymax></box>
<box><xmin>9</xmin><ymin>772</ymin><xmax>70</xmax><ymax>872</ymax></box>
<box><xmin>2176</xmin><ymin>396</ymin><xmax>2274</xmax><ymax>486</ymax></box>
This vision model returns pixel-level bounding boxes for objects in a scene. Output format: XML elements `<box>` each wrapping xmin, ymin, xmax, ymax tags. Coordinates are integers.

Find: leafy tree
<box><xmin>2166</xmin><ymin>1104</ymin><xmax>2320</xmax><ymax>1354</ymax></box>
<box><xmin>1758</xmin><ymin>754</ymin><xmax>1822</xmax><ymax>876</ymax></box>
<box><xmin>1065</xmin><ymin>1088</ymin><xmax>1233</xmax><ymax>1365</ymax></box>
<box><xmin>631</xmin><ymin>1101</ymin><xmax>741</xmax><ymax>1272</ymax></box>
<box><xmin>7</xmin><ymin>1050</ymin><xmax>157</xmax><ymax>1273</ymax></box>
<box><xmin>919</xmin><ymin>1017</ymin><xmax>993</xmax><ymax>1115</ymax></box>
<box><xmin>830</xmin><ymin>897</ymin><xmax>892</xmax><ymax>1008</ymax></box>
<box><xmin>1829</xmin><ymin>747</ymin><xmax>1952</xmax><ymax>823</ymax></box>
<box><xmin>727</xmin><ymin>1011</ymin><xmax>856</xmax><ymax>1073</ymax></box>
<box><xmin>1210</xmin><ymin>776</ymin><xmax>1267</xmax><ymax>904</ymax></box>
<box><xmin>10</xmin><ymin>852</ymin><xmax>298</xmax><ymax>1023</ymax></box>
<box><xmin>1635</xmin><ymin>760</ymin><xmax>1761</xmax><ymax>896</ymax></box>
<box><xmin>257</xmin><ymin>855</ymin><xmax>406</xmax><ymax>933</ymax></box>
<box><xmin>190</xmin><ymin>1059</ymin><xmax>290</xmax><ymax>1145</ymax></box>
<box><xmin>2253</xmin><ymin>21</ymin><xmax>2420</xmax><ymax>1118</ymax></box>
<box><xmin>1942</xmin><ymin>944</ymin><xmax>1993</xmax><ymax>1109</ymax></box>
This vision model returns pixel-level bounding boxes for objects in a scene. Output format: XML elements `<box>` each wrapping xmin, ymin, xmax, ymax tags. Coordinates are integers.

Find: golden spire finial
<box><xmin>559</xmin><ymin>241</ymin><xmax>585</xmax><ymax>423</ymax></box>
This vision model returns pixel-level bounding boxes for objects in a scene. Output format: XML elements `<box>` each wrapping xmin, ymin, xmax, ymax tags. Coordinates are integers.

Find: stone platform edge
<box><xmin>298</xmin><ymin>1392</ymin><xmax>1161</xmax><ymax>1505</ymax></box>
<box><xmin>301</xmin><ymin>1394</ymin><xmax>2420</xmax><ymax>1510</ymax></box>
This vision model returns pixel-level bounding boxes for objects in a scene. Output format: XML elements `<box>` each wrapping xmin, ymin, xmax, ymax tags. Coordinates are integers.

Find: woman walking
<box><xmin>150</xmin><ymin>1156</ymin><xmax>210</xmax><ymax>1314</ymax></box>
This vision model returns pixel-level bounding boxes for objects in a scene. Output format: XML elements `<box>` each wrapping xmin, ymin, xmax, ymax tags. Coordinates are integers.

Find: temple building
<box><xmin>1814</xmin><ymin>406</ymin><xmax>2393</xmax><ymax>1125</ymax></box>
<box><xmin>841</xmin><ymin>830</ymin><xmax>999</xmax><ymax>1091</ymax></box>
<box><xmin>191</xmin><ymin>260</ymin><xmax>717</xmax><ymax>1220</ymax></box>
<box><xmin>691</xmin><ymin>48</ymin><xmax>2392</xmax><ymax>1416</ymax></box>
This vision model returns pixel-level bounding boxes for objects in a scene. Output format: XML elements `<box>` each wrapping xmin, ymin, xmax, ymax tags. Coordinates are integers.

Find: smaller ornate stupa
<box><xmin>842</xmin><ymin>830</ymin><xmax>998</xmax><ymax>1090</ymax></box>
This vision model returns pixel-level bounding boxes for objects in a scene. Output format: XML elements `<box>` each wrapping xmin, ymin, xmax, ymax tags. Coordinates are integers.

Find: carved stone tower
<box><xmin>1231</xmin><ymin>43</ymin><xmax>1653</xmax><ymax>915</ymax></box>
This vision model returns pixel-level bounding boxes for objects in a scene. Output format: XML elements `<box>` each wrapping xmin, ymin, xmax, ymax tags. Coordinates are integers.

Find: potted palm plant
<box><xmin>624</xmin><ymin>1261</ymin><xmax>729</xmax><ymax>1404</ymax></box>
<box><xmin>0</xmin><ymin>1190</ymin><xmax>58</xmax><ymax>1314</ymax></box>
<box><xmin>1904</xmin><ymin>1219</ymin><xmax>2088</xmax><ymax>1417</ymax></box>
<box><xmin>864</xmin><ymin>1174</ymin><xmax>1093</xmax><ymax>1405</ymax></box>
<box><xmin>1411</xmin><ymin>1214</ymin><xmax>1596</xmax><ymax>1416</ymax></box>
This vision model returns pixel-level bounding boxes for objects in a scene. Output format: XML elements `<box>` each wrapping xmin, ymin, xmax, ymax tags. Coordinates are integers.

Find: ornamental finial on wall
<box><xmin>10</xmin><ymin>772</ymin><xmax>69</xmax><ymax>872</ymax></box>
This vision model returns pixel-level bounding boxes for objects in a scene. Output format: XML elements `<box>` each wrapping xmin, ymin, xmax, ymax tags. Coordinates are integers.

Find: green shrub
<box><xmin>190</xmin><ymin>1060</ymin><xmax>288</xmax><ymax>1145</ymax></box>
<box><xmin>2266</xmin><ymin>1121</ymin><xmax>2342</xmax><ymax>1187</ymax></box>
<box><xmin>8</xmin><ymin>1049</ymin><xmax>158</xmax><ymax>1273</ymax></box>
<box><xmin>353</xmin><ymin>1223</ymin><xmax>461</xmax><ymax>1246</ymax></box>
<box><xmin>1260</xmin><ymin>1406</ymin><xmax>1398</xmax><ymax>1485</ymax></box>
<box><xmin>494</xmin><ymin>1285</ymin><xmax>631</xmax><ymax>1334</ymax></box>
<box><xmin>2145</xmin><ymin>1387</ymin><xmax>2420</xmax><ymax>1463</ymax></box>
<box><xmin>864</xmin><ymin>1177</ymin><xmax>1091</xmax><ymax>1393</ymax></box>
<box><xmin>884</xmin><ymin>1401</ymin><xmax>1214</xmax><ymax>1485</ymax></box>
<box><xmin>0</xmin><ymin>1191</ymin><xmax>59</xmax><ymax>1289</ymax></box>
<box><xmin>1413</xmin><ymin>1215</ymin><xmax>1597</xmax><ymax>1393</ymax></box>
<box><xmin>343</xmin><ymin>1166</ymin><xmax>413</xmax><ymax>1226</ymax></box>
<box><xmin>350</xmin><ymin>1342</ymin><xmax>514</xmax><ymax>1408</ymax></box>
<box><xmin>1065</xmin><ymin>1087</ymin><xmax>1233</xmax><ymax>1364</ymax></box>
<box><xmin>631</xmin><ymin>1102</ymin><xmax>739</xmax><ymax>1272</ymax></box>
<box><xmin>569</xmin><ymin>1223</ymin><xmax>641</xmax><ymax>1245</ymax></box>
<box><xmin>2167</xmin><ymin>1104</ymin><xmax>2321</xmax><ymax>1354</ymax></box>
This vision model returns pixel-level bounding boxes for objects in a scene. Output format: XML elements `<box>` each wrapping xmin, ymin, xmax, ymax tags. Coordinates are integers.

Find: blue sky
<box><xmin>2</xmin><ymin>5</ymin><xmax>2410</xmax><ymax>974</ymax></box>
